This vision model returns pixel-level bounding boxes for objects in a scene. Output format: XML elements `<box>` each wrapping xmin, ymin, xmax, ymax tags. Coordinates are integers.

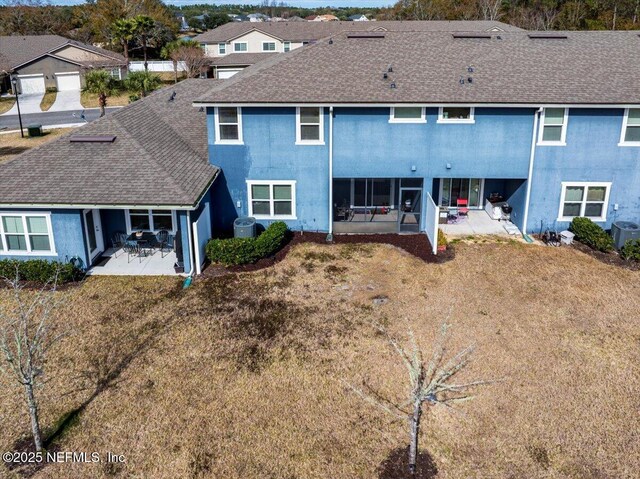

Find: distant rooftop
<box><xmin>193</xmin><ymin>30</ymin><xmax>640</xmax><ymax>105</ymax></box>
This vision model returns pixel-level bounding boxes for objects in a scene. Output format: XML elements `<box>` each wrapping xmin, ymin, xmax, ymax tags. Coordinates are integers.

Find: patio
<box><xmin>87</xmin><ymin>247</ymin><xmax>179</xmax><ymax>276</ymax></box>
<box><xmin>439</xmin><ymin>210</ymin><xmax>521</xmax><ymax>237</ymax></box>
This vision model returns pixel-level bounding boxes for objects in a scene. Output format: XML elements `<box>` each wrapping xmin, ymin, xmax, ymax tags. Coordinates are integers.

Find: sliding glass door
<box><xmin>439</xmin><ymin>178</ymin><xmax>484</xmax><ymax>208</ymax></box>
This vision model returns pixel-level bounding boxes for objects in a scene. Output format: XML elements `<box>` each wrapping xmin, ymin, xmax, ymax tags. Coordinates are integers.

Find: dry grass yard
<box><xmin>0</xmin><ymin>240</ymin><xmax>638</xmax><ymax>478</ymax></box>
<box><xmin>0</xmin><ymin>128</ymin><xmax>75</xmax><ymax>163</ymax></box>
<box><xmin>80</xmin><ymin>91</ymin><xmax>131</xmax><ymax>109</ymax></box>
<box><xmin>0</xmin><ymin>96</ymin><xmax>16</xmax><ymax>114</ymax></box>
<box><xmin>39</xmin><ymin>90</ymin><xmax>56</xmax><ymax>111</ymax></box>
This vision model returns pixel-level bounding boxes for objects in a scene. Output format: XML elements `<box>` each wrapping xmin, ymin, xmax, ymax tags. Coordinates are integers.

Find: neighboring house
<box><xmin>0</xmin><ymin>79</ymin><xmax>219</xmax><ymax>275</ymax></box>
<box><xmin>348</xmin><ymin>14</ymin><xmax>369</xmax><ymax>21</ymax></box>
<box><xmin>192</xmin><ymin>30</ymin><xmax>640</xmax><ymax>239</ymax></box>
<box><xmin>195</xmin><ymin>20</ymin><xmax>522</xmax><ymax>78</ymax></box>
<box><xmin>247</xmin><ymin>13</ymin><xmax>270</xmax><ymax>22</ymax></box>
<box><xmin>175</xmin><ymin>12</ymin><xmax>190</xmax><ymax>32</ymax></box>
<box><xmin>0</xmin><ymin>35</ymin><xmax>126</xmax><ymax>95</ymax></box>
<box><xmin>309</xmin><ymin>15</ymin><xmax>340</xmax><ymax>22</ymax></box>
<box><xmin>209</xmin><ymin>52</ymin><xmax>277</xmax><ymax>79</ymax></box>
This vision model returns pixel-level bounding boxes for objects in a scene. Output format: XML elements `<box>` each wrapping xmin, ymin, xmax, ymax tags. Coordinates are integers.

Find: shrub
<box><xmin>620</xmin><ymin>239</ymin><xmax>640</xmax><ymax>261</ymax></box>
<box><xmin>437</xmin><ymin>229</ymin><xmax>447</xmax><ymax>248</ymax></box>
<box><xmin>569</xmin><ymin>217</ymin><xmax>614</xmax><ymax>252</ymax></box>
<box><xmin>0</xmin><ymin>259</ymin><xmax>82</xmax><ymax>284</ymax></box>
<box><xmin>206</xmin><ymin>222</ymin><xmax>289</xmax><ymax>266</ymax></box>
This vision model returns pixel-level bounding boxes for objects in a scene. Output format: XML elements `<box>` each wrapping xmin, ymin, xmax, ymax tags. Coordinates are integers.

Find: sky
<box><xmin>45</xmin><ymin>0</ymin><xmax>394</xmax><ymax>7</ymax></box>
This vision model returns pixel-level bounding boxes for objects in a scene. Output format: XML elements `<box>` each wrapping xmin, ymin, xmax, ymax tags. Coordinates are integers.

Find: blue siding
<box><xmin>177</xmin><ymin>211</ymin><xmax>191</xmax><ymax>273</ymax></box>
<box><xmin>193</xmin><ymin>188</ymin><xmax>212</xmax><ymax>270</ymax></box>
<box><xmin>101</xmin><ymin>210</ymin><xmax>127</xmax><ymax>249</ymax></box>
<box><xmin>527</xmin><ymin>108</ymin><xmax>640</xmax><ymax>233</ymax></box>
<box><xmin>0</xmin><ymin>209</ymin><xmax>88</xmax><ymax>268</ymax></box>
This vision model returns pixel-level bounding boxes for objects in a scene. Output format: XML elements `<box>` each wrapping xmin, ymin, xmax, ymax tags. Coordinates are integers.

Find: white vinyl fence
<box><xmin>426</xmin><ymin>193</ymin><xmax>439</xmax><ymax>255</ymax></box>
<box><xmin>128</xmin><ymin>61</ymin><xmax>187</xmax><ymax>72</ymax></box>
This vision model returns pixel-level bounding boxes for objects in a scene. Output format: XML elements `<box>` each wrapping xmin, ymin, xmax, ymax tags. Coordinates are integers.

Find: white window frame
<box><xmin>538</xmin><ymin>107</ymin><xmax>568</xmax><ymax>146</ymax></box>
<box><xmin>618</xmin><ymin>108</ymin><xmax>640</xmax><ymax>147</ymax></box>
<box><xmin>262</xmin><ymin>41</ymin><xmax>276</xmax><ymax>52</ymax></box>
<box><xmin>107</xmin><ymin>67</ymin><xmax>121</xmax><ymax>80</ymax></box>
<box><xmin>214</xmin><ymin>107</ymin><xmax>243</xmax><ymax>145</ymax></box>
<box><xmin>437</xmin><ymin>106</ymin><xmax>475</xmax><ymax>124</ymax></box>
<box><xmin>283</xmin><ymin>41</ymin><xmax>291</xmax><ymax>52</ymax></box>
<box><xmin>124</xmin><ymin>209</ymin><xmax>177</xmax><ymax>234</ymax></box>
<box><xmin>557</xmin><ymin>182</ymin><xmax>612</xmax><ymax>222</ymax></box>
<box><xmin>389</xmin><ymin>106</ymin><xmax>426</xmax><ymax>124</ymax></box>
<box><xmin>218</xmin><ymin>43</ymin><xmax>227</xmax><ymax>55</ymax></box>
<box><xmin>0</xmin><ymin>212</ymin><xmax>56</xmax><ymax>256</ymax></box>
<box><xmin>247</xmin><ymin>180</ymin><xmax>297</xmax><ymax>220</ymax></box>
<box><xmin>295</xmin><ymin>106</ymin><xmax>324</xmax><ymax>145</ymax></box>
<box><xmin>233</xmin><ymin>42</ymin><xmax>248</xmax><ymax>52</ymax></box>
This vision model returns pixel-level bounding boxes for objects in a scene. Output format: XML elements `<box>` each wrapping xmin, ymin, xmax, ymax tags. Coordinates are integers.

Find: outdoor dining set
<box><xmin>111</xmin><ymin>230</ymin><xmax>173</xmax><ymax>262</ymax></box>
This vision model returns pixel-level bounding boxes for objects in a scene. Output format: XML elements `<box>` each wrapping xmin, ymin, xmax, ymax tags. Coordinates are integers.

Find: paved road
<box><xmin>0</xmin><ymin>107</ymin><xmax>121</xmax><ymax>131</ymax></box>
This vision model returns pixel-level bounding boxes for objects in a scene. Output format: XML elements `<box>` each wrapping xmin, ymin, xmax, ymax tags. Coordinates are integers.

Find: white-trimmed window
<box><xmin>247</xmin><ymin>180</ymin><xmax>297</xmax><ymax>219</ymax></box>
<box><xmin>218</xmin><ymin>43</ymin><xmax>227</xmax><ymax>55</ymax></box>
<box><xmin>558</xmin><ymin>182</ymin><xmax>611</xmax><ymax>222</ymax></box>
<box><xmin>296</xmin><ymin>107</ymin><xmax>324</xmax><ymax>145</ymax></box>
<box><xmin>126</xmin><ymin>210</ymin><xmax>176</xmax><ymax>233</ymax></box>
<box><xmin>619</xmin><ymin>108</ymin><xmax>640</xmax><ymax>146</ymax></box>
<box><xmin>0</xmin><ymin>213</ymin><xmax>56</xmax><ymax>255</ymax></box>
<box><xmin>107</xmin><ymin>67</ymin><xmax>121</xmax><ymax>80</ymax></box>
<box><xmin>233</xmin><ymin>42</ymin><xmax>248</xmax><ymax>52</ymax></box>
<box><xmin>262</xmin><ymin>41</ymin><xmax>276</xmax><ymax>52</ymax></box>
<box><xmin>389</xmin><ymin>106</ymin><xmax>426</xmax><ymax>123</ymax></box>
<box><xmin>538</xmin><ymin>108</ymin><xmax>568</xmax><ymax>145</ymax></box>
<box><xmin>438</xmin><ymin>106</ymin><xmax>474</xmax><ymax>123</ymax></box>
<box><xmin>214</xmin><ymin>107</ymin><xmax>243</xmax><ymax>144</ymax></box>
<box><xmin>283</xmin><ymin>41</ymin><xmax>291</xmax><ymax>52</ymax></box>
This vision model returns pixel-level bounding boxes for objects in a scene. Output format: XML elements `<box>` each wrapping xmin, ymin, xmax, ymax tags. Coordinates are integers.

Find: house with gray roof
<box><xmin>0</xmin><ymin>29</ymin><xmax>639</xmax><ymax>275</ymax></box>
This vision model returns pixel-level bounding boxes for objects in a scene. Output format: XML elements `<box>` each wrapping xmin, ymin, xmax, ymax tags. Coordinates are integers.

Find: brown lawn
<box><xmin>0</xmin><ymin>240</ymin><xmax>638</xmax><ymax>478</ymax></box>
<box><xmin>40</xmin><ymin>91</ymin><xmax>56</xmax><ymax>112</ymax></box>
<box><xmin>0</xmin><ymin>128</ymin><xmax>76</xmax><ymax>163</ymax></box>
<box><xmin>80</xmin><ymin>91</ymin><xmax>131</xmax><ymax>109</ymax></box>
<box><xmin>0</xmin><ymin>96</ymin><xmax>16</xmax><ymax>114</ymax></box>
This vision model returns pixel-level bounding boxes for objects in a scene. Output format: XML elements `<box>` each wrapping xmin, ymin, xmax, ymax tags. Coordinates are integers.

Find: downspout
<box><xmin>522</xmin><ymin>107</ymin><xmax>543</xmax><ymax>238</ymax></box>
<box><xmin>186</xmin><ymin>210</ymin><xmax>195</xmax><ymax>277</ymax></box>
<box><xmin>327</xmin><ymin>105</ymin><xmax>334</xmax><ymax>241</ymax></box>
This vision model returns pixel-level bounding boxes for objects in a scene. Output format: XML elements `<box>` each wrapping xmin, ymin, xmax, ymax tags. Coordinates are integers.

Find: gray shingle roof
<box><xmin>194</xmin><ymin>20</ymin><xmax>523</xmax><ymax>44</ymax></box>
<box><xmin>210</xmin><ymin>52</ymin><xmax>277</xmax><ymax>66</ymax></box>
<box><xmin>194</xmin><ymin>31</ymin><xmax>640</xmax><ymax>105</ymax></box>
<box><xmin>0</xmin><ymin>35</ymin><xmax>125</xmax><ymax>72</ymax></box>
<box><xmin>0</xmin><ymin>79</ymin><xmax>219</xmax><ymax>208</ymax></box>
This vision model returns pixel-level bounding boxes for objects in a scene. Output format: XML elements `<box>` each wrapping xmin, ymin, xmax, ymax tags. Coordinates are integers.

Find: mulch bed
<box><xmin>570</xmin><ymin>240</ymin><xmax>640</xmax><ymax>271</ymax></box>
<box><xmin>200</xmin><ymin>232</ymin><xmax>454</xmax><ymax>278</ymax></box>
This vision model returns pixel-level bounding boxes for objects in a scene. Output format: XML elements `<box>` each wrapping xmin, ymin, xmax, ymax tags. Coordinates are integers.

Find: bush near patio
<box><xmin>621</xmin><ymin>239</ymin><xmax>640</xmax><ymax>261</ymax></box>
<box><xmin>0</xmin><ymin>259</ymin><xmax>82</xmax><ymax>284</ymax></box>
<box><xmin>569</xmin><ymin>217</ymin><xmax>615</xmax><ymax>252</ymax></box>
<box><xmin>206</xmin><ymin>221</ymin><xmax>289</xmax><ymax>266</ymax></box>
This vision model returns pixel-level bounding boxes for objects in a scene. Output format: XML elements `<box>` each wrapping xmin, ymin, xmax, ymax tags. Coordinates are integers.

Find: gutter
<box><xmin>327</xmin><ymin>105</ymin><xmax>334</xmax><ymax>239</ymax></box>
<box><xmin>522</xmin><ymin>107</ymin><xmax>543</xmax><ymax>236</ymax></box>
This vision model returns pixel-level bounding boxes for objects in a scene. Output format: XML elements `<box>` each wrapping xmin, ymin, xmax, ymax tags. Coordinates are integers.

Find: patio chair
<box><xmin>456</xmin><ymin>198</ymin><xmax>470</xmax><ymax>216</ymax></box>
<box><xmin>447</xmin><ymin>207</ymin><xmax>459</xmax><ymax>224</ymax></box>
<box><xmin>111</xmin><ymin>231</ymin><xmax>126</xmax><ymax>257</ymax></box>
<box><xmin>123</xmin><ymin>241</ymin><xmax>142</xmax><ymax>263</ymax></box>
<box><xmin>155</xmin><ymin>230</ymin><xmax>171</xmax><ymax>258</ymax></box>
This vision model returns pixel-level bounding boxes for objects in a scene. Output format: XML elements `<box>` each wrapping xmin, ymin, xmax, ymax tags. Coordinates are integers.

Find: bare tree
<box><xmin>347</xmin><ymin>323</ymin><xmax>493</xmax><ymax>477</ymax></box>
<box><xmin>478</xmin><ymin>0</ymin><xmax>503</xmax><ymax>20</ymax></box>
<box><xmin>0</xmin><ymin>272</ymin><xmax>65</xmax><ymax>452</ymax></box>
<box><xmin>170</xmin><ymin>44</ymin><xmax>209</xmax><ymax>79</ymax></box>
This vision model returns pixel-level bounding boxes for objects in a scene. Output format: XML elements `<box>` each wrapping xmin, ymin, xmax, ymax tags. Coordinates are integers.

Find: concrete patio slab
<box><xmin>440</xmin><ymin>210</ymin><xmax>521</xmax><ymax>237</ymax></box>
<box><xmin>1</xmin><ymin>94</ymin><xmax>44</xmax><ymax>115</ymax></box>
<box><xmin>88</xmin><ymin>248</ymin><xmax>178</xmax><ymax>276</ymax></box>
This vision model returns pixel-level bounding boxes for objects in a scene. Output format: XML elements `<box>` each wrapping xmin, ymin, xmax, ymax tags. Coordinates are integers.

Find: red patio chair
<box><xmin>456</xmin><ymin>198</ymin><xmax>469</xmax><ymax>216</ymax></box>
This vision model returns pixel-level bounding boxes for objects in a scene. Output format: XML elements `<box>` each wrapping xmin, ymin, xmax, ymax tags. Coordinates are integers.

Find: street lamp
<box><xmin>10</xmin><ymin>77</ymin><xmax>24</xmax><ymax>138</ymax></box>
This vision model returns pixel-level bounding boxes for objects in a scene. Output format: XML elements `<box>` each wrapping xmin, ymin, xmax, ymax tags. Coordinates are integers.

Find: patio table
<box><xmin>126</xmin><ymin>232</ymin><xmax>157</xmax><ymax>254</ymax></box>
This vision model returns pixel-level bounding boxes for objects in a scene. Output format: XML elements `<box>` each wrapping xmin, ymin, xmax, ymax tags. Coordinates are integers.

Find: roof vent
<box><xmin>69</xmin><ymin>135</ymin><xmax>117</xmax><ymax>143</ymax></box>
<box><xmin>528</xmin><ymin>33</ymin><xmax>568</xmax><ymax>39</ymax></box>
<box><xmin>346</xmin><ymin>33</ymin><xmax>385</xmax><ymax>39</ymax></box>
<box><xmin>452</xmin><ymin>33</ymin><xmax>491</xmax><ymax>39</ymax></box>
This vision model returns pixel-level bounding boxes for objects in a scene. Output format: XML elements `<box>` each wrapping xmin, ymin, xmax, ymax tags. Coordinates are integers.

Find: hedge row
<box><xmin>206</xmin><ymin>222</ymin><xmax>289</xmax><ymax>266</ymax></box>
<box><xmin>621</xmin><ymin>239</ymin><xmax>640</xmax><ymax>261</ymax></box>
<box><xmin>569</xmin><ymin>217</ymin><xmax>614</xmax><ymax>252</ymax></box>
<box><xmin>0</xmin><ymin>259</ymin><xmax>83</xmax><ymax>284</ymax></box>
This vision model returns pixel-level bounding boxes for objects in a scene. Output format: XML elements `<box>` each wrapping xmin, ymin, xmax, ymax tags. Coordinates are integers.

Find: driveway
<box><xmin>48</xmin><ymin>89</ymin><xmax>84</xmax><ymax>112</ymax></box>
<box><xmin>1</xmin><ymin>93</ymin><xmax>44</xmax><ymax>115</ymax></box>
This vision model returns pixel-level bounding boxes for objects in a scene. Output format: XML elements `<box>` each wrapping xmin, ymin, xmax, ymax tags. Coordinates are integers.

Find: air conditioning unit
<box><xmin>234</xmin><ymin>217</ymin><xmax>257</xmax><ymax>238</ymax></box>
<box><xmin>611</xmin><ymin>221</ymin><xmax>640</xmax><ymax>249</ymax></box>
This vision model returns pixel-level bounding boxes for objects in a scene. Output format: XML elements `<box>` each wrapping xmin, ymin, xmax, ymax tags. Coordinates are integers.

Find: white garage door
<box><xmin>18</xmin><ymin>75</ymin><xmax>45</xmax><ymax>94</ymax></box>
<box><xmin>56</xmin><ymin>72</ymin><xmax>81</xmax><ymax>91</ymax></box>
<box><xmin>217</xmin><ymin>69</ymin><xmax>242</xmax><ymax>79</ymax></box>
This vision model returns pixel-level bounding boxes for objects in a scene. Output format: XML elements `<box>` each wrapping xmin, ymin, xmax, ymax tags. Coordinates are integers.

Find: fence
<box><xmin>128</xmin><ymin>61</ymin><xmax>187</xmax><ymax>72</ymax></box>
<box><xmin>425</xmin><ymin>193</ymin><xmax>439</xmax><ymax>255</ymax></box>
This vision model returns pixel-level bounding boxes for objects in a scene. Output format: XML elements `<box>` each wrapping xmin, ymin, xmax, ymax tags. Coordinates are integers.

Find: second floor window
<box><xmin>262</xmin><ymin>42</ymin><xmax>276</xmax><ymax>51</ymax></box>
<box><xmin>620</xmin><ymin>108</ymin><xmax>640</xmax><ymax>145</ymax></box>
<box><xmin>218</xmin><ymin>43</ymin><xmax>226</xmax><ymax>55</ymax></box>
<box><xmin>438</xmin><ymin>106</ymin><xmax>474</xmax><ymax>123</ymax></box>
<box><xmin>215</xmin><ymin>107</ymin><xmax>243</xmax><ymax>144</ymax></box>
<box><xmin>296</xmin><ymin>107</ymin><xmax>324</xmax><ymax>144</ymax></box>
<box><xmin>539</xmin><ymin>108</ymin><xmax>567</xmax><ymax>145</ymax></box>
<box><xmin>390</xmin><ymin>106</ymin><xmax>426</xmax><ymax>123</ymax></box>
<box><xmin>233</xmin><ymin>42</ymin><xmax>248</xmax><ymax>52</ymax></box>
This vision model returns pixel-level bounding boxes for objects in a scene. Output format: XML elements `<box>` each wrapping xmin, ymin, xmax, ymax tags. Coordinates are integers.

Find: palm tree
<box><xmin>124</xmin><ymin>70</ymin><xmax>161</xmax><ymax>99</ymax></box>
<box><xmin>84</xmin><ymin>69</ymin><xmax>119</xmax><ymax>117</ymax></box>
<box><xmin>111</xmin><ymin>18</ymin><xmax>137</xmax><ymax>73</ymax></box>
<box><xmin>134</xmin><ymin>15</ymin><xmax>156</xmax><ymax>72</ymax></box>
